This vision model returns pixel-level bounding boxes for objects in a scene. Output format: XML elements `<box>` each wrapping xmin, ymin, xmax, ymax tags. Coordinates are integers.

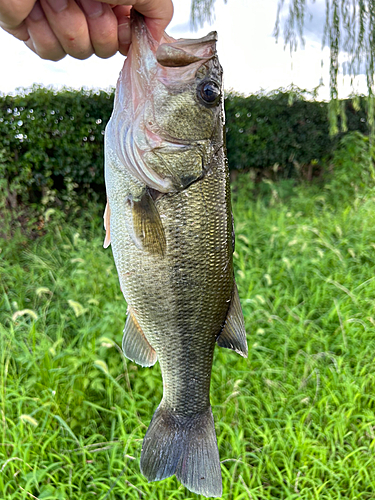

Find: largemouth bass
<box><xmin>104</xmin><ymin>11</ymin><xmax>248</xmax><ymax>498</ymax></box>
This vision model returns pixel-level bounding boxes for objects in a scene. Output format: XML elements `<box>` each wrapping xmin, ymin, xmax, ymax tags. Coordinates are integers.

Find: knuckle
<box><xmin>95</xmin><ymin>44</ymin><xmax>118</xmax><ymax>59</ymax></box>
<box><xmin>37</xmin><ymin>46</ymin><xmax>66</xmax><ymax>61</ymax></box>
<box><xmin>69</xmin><ymin>48</ymin><xmax>94</xmax><ymax>60</ymax></box>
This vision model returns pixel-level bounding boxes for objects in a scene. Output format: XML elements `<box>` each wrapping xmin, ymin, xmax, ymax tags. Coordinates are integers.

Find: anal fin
<box><xmin>122</xmin><ymin>307</ymin><xmax>157</xmax><ymax>367</ymax></box>
<box><xmin>125</xmin><ymin>192</ymin><xmax>166</xmax><ymax>257</ymax></box>
<box><xmin>216</xmin><ymin>283</ymin><xmax>248</xmax><ymax>358</ymax></box>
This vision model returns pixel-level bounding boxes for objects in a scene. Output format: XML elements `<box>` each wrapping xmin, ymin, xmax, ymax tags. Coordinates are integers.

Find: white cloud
<box><xmin>0</xmin><ymin>0</ymin><xmax>369</xmax><ymax>99</ymax></box>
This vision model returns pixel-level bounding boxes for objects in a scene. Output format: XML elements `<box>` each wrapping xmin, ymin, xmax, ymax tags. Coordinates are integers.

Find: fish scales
<box><xmin>104</xmin><ymin>10</ymin><xmax>248</xmax><ymax>498</ymax></box>
<box><xmin>109</xmin><ymin>147</ymin><xmax>232</xmax><ymax>412</ymax></box>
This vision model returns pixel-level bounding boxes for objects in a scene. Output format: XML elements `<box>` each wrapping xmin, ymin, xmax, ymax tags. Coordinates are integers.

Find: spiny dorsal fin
<box><xmin>126</xmin><ymin>192</ymin><xmax>166</xmax><ymax>257</ymax></box>
<box><xmin>103</xmin><ymin>201</ymin><xmax>111</xmax><ymax>248</ymax></box>
<box><xmin>122</xmin><ymin>307</ymin><xmax>157</xmax><ymax>367</ymax></box>
<box><xmin>216</xmin><ymin>283</ymin><xmax>248</xmax><ymax>358</ymax></box>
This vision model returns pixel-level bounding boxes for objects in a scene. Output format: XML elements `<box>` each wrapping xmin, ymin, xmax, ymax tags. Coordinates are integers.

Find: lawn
<box><xmin>1</xmin><ymin>175</ymin><xmax>375</xmax><ymax>499</ymax></box>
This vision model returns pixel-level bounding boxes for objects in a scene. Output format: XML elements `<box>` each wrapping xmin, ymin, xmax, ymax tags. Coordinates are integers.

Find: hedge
<box><xmin>0</xmin><ymin>85</ymin><xmax>370</xmax><ymax>209</ymax></box>
<box><xmin>225</xmin><ymin>89</ymin><xmax>368</xmax><ymax>178</ymax></box>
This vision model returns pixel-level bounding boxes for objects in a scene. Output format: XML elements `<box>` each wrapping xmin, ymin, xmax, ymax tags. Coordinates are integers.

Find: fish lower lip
<box><xmin>154</xmin><ymin>138</ymin><xmax>209</xmax><ymax>153</ymax></box>
<box><xmin>154</xmin><ymin>143</ymin><xmax>192</xmax><ymax>153</ymax></box>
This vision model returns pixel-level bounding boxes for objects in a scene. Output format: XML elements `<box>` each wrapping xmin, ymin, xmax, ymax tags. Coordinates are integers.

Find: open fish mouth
<box><xmin>156</xmin><ymin>31</ymin><xmax>218</xmax><ymax>68</ymax></box>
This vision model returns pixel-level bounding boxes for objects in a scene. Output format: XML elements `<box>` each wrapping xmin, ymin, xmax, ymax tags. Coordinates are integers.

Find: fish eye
<box><xmin>198</xmin><ymin>81</ymin><xmax>221</xmax><ymax>105</ymax></box>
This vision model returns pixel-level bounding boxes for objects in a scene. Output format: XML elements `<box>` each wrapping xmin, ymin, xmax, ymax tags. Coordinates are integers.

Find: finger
<box><xmin>24</xmin><ymin>37</ymin><xmax>36</xmax><ymax>53</ymax></box>
<box><xmin>100</xmin><ymin>0</ymin><xmax>173</xmax><ymax>42</ymax></box>
<box><xmin>0</xmin><ymin>21</ymin><xmax>29</xmax><ymax>42</ymax></box>
<box><xmin>0</xmin><ymin>0</ymin><xmax>35</xmax><ymax>41</ymax></box>
<box><xmin>112</xmin><ymin>5</ymin><xmax>131</xmax><ymax>56</ymax></box>
<box><xmin>135</xmin><ymin>0</ymin><xmax>173</xmax><ymax>42</ymax></box>
<box><xmin>25</xmin><ymin>1</ymin><xmax>66</xmax><ymax>60</ymax></box>
<box><xmin>79</xmin><ymin>0</ymin><xmax>119</xmax><ymax>59</ymax></box>
<box><xmin>39</xmin><ymin>0</ymin><xmax>94</xmax><ymax>60</ymax></box>
<box><xmin>0</xmin><ymin>0</ymin><xmax>35</xmax><ymax>29</ymax></box>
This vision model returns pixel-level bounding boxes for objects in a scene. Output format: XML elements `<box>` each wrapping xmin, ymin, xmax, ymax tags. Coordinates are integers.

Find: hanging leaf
<box><xmin>275</xmin><ymin>0</ymin><xmax>375</xmax><ymax>132</ymax></box>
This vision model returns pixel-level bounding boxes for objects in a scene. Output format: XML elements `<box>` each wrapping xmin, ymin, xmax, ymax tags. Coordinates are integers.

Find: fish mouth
<box><xmin>129</xmin><ymin>9</ymin><xmax>217</xmax><ymax>68</ymax></box>
<box><xmin>156</xmin><ymin>32</ymin><xmax>218</xmax><ymax>68</ymax></box>
<box><xmin>143</xmin><ymin>115</ymin><xmax>214</xmax><ymax>155</ymax></box>
<box><xmin>145</xmin><ymin>125</ymin><xmax>207</xmax><ymax>151</ymax></box>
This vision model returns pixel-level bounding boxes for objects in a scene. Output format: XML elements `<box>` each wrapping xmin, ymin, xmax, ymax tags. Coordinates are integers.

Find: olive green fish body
<box><xmin>104</xmin><ymin>11</ymin><xmax>247</xmax><ymax>498</ymax></box>
<box><xmin>109</xmin><ymin>144</ymin><xmax>233</xmax><ymax>408</ymax></box>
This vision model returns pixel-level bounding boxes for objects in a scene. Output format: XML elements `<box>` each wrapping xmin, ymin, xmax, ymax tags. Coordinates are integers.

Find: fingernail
<box><xmin>46</xmin><ymin>0</ymin><xmax>68</xmax><ymax>13</ymax></box>
<box><xmin>118</xmin><ymin>21</ymin><xmax>131</xmax><ymax>45</ymax></box>
<box><xmin>24</xmin><ymin>36</ymin><xmax>36</xmax><ymax>53</ymax></box>
<box><xmin>29</xmin><ymin>2</ymin><xmax>45</xmax><ymax>22</ymax></box>
<box><xmin>81</xmin><ymin>0</ymin><xmax>103</xmax><ymax>19</ymax></box>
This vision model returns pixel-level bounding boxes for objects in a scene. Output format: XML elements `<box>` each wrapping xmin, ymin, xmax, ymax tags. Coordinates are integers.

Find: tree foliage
<box><xmin>274</xmin><ymin>0</ymin><xmax>375</xmax><ymax>131</ymax></box>
<box><xmin>0</xmin><ymin>86</ymin><xmax>371</xmax><ymax>215</ymax></box>
<box><xmin>191</xmin><ymin>0</ymin><xmax>375</xmax><ymax>130</ymax></box>
<box><xmin>190</xmin><ymin>0</ymin><xmax>227</xmax><ymax>29</ymax></box>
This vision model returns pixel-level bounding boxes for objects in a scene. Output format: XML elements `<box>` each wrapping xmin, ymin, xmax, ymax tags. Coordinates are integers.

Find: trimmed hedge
<box><xmin>0</xmin><ymin>86</ymin><xmax>112</xmax><ymax>208</ymax></box>
<box><xmin>0</xmin><ymin>86</ymin><xmax>370</xmax><ymax>209</ymax></box>
<box><xmin>225</xmin><ymin>90</ymin><xmax>368</xmax><ymax>177</ymax></box>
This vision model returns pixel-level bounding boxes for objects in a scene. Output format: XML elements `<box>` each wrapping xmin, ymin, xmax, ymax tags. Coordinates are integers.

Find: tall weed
<box><xmin>2</xmin><ymin>173</ymin><xmax>375</xmax><ymax>498</ymax></box>
<box><xmin>326</xmin><ymin>131</ymin><xmax>375</xmax><ymax>203</ymax></box>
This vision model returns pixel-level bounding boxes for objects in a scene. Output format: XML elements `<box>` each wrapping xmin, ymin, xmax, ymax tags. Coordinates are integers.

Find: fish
<box><xmin>103</xmin><ymin>10</ymin><xmax>248</xmax><ymax>498</ymax></box>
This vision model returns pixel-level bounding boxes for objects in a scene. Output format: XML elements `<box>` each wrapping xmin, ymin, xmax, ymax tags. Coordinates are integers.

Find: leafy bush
<box><xmin>224</xmin><ymin>88</ymin><xmax>369</xmax><ymax>178</ymax></box>
<box><xmin>0</xmin><ymin>86</ymin><xmax>372</xmax><ymax>213</ymax></box>
<box><xmin>225</xmin><ymin>89</ymin><xmax>331</xmax><ymax>177</ymax></box>
<box><xmin>325</xmin><ymin>131</ymin><xmax>375</xmax><ymax>203</ymax></box>
<box><xmin>0</xmin><ymin>86</ymin><xmax>113</xmax><ymax>209</ymax></box>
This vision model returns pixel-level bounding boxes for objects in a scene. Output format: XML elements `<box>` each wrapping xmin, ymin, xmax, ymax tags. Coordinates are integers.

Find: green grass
<box><xmin>2</xmin><ymin>178</ymin><xmax>375</xmax><ymax>499</ymax></box>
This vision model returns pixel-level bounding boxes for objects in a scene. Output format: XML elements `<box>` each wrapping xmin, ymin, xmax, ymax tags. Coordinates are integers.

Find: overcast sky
<box><xmin>0</xmin><ymin>0</ymin><xmax>369</xmax><ymax>99</ymax></box>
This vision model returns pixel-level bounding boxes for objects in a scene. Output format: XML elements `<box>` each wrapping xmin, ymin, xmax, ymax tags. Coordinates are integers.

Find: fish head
<box><xmin>153</xmin><ymin>31</ymin><xmax>222</xmax><ymax>144</ymax></box>
<box><xmin>106</xmin><ymin>10</ymin><xmax>224</xmax><ymax>193</ymax></box>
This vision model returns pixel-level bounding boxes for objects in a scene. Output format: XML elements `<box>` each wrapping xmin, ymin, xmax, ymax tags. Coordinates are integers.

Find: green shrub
<box><xmin>0</xmin><ymin>86</ymin><xmax>372</xmax><ymax>213</ymax></box>
<box><xmin>0</xmin><ymin>86</ymin><xmax>113</xmax><ymax>209</ymax></box>
<box><xmin>225</xmin><ymin>89</ymin><xmax>331</xmax><ymax>176</ymax></box>
<box><xmin>224</xmin><ymin>88</ymin><xmax>369</xmax><ymax>178</ymax></box>
<box><xmin>325</xmin><ymin>131</ymin><xmax>375</xmax><ymax>203</ymax></box>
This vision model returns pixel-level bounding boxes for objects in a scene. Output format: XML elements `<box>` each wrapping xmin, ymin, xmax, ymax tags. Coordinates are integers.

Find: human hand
<box><xmin>0</xmin><ymin>0</ymin><xmax>173</xmax><ymax>61</ymax></box>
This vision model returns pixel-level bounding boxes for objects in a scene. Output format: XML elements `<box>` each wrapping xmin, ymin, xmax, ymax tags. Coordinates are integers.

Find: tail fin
<box><xmin>140</xmin><ymin>404</ymin><xmax>222</xmax><ymax>498</ymax></box>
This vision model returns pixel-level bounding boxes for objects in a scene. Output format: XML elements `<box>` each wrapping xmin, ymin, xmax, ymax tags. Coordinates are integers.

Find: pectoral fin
<box><xmin>216</xmin><ymin>283</ymin><xmax>248</xmax><ymax>357</ymax></box>
<box><xmin>122</xmin><ymin>307</ymin><xmax>157</xmax><ymax>367</ymax></box>
<box><xmin>125</xmin><ymin>192</ymin><xmax>166</xmax><ymax>257</ymax></box>
<box><xmin>103</xmin><ymin>202</ymin><xmax>111</xmax><ymax>248</ymax></box>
